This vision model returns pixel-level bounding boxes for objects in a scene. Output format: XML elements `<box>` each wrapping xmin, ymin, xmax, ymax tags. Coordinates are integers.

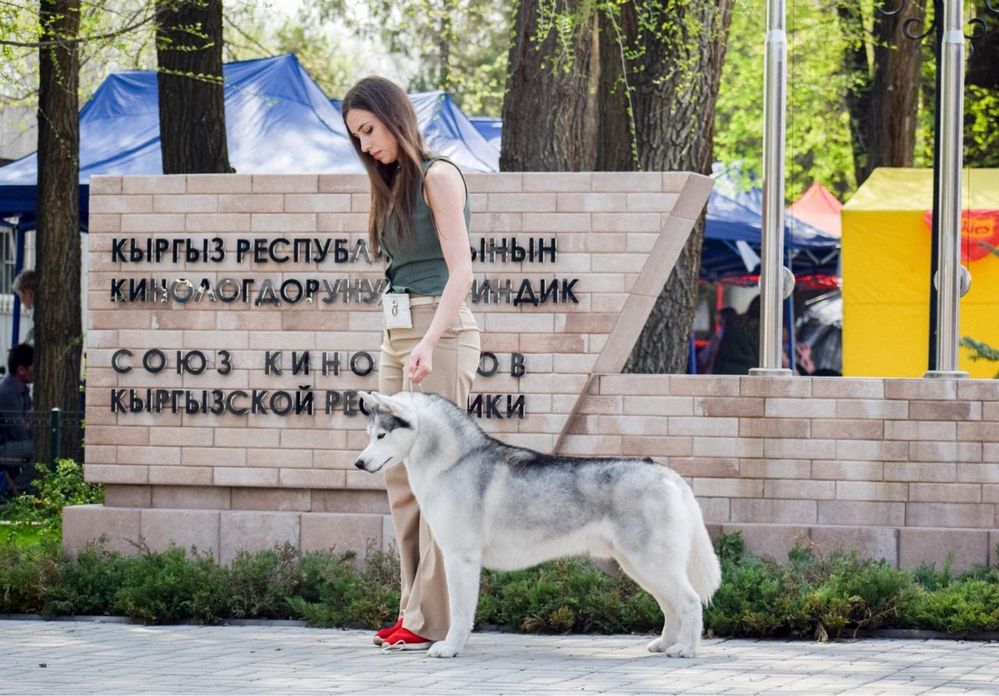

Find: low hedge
<box><xmin>1</xmin><ymin>534</ymin><xmax>997</xmax><ymax>638</ymax></box>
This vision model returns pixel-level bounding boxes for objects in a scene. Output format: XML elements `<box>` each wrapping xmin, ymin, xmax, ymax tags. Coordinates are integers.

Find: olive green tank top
<box><xmin>380</xmin><ymin>157</ymin><xmax>470</xmax><ymax>296</ymax></box>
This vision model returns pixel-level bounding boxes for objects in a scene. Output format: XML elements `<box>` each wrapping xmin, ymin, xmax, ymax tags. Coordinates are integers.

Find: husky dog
<box><xmin>355</xmin><ymin>391</ymin><xmax>722</xmax><ymax>659</ymax></box>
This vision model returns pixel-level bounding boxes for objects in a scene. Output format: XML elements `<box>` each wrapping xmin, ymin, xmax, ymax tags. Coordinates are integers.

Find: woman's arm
<box><xmin>406</xmin><ymin>161</ymin><xmax>474</xmax><ymax>384</ymax></box>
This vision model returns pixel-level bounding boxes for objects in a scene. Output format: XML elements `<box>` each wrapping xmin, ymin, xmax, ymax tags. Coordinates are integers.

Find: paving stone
<box><xmin>2</xmin><ymin>621</ymin><xmax>998</xmax><ymax>694</ymax></box>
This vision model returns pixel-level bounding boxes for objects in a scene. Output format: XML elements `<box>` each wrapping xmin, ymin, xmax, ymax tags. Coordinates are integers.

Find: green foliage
<box><xmin>714</xmin><ymin>0</ymin><xmax>856</xmax><ymax>199</ymax></box>
<box><xmin>113</xmin><ymin>546</ymin><xmax>231</xmax><ymax>624</ymax></box>
<box><xmin>964</xmin><ymin>85</ymin><xmax>999</xmax><ymax>169</ymax></box>
<box><xmin>960</xmin><ymin>337</ymin><xmax>999</xmax><ymax>378</ymax></box>
<box><xmin>904</xmin><ymin>569</ymin><xmax>999</xmax><ymax>633</ymax></box>
<box><xmin>2</xmin><ymin>533</ymin><xmax>999</xmax><ymax>638</ymax></box>
<box><xmin>287</xmin><ymin>549</ymin><xmax>399</xmax><ymax>628</ymax></box>
<box><xmin>227</xmin><ymin>544</ymin><xmax>303</xmax><ymax>619</ymax></box>
<box><xmin>43</xmin><ymin>541</ymin><xmax>129</xmax><ymax>616</ymax></box>
<box><xmin>0</xmin><ymin>540</ymin><xmax>61</xmax><ymax>614</ymax></box>
<box><xmin>310</xmin><ymin>0</ymin><xmax>512</xmax><ymax>113</ymax></box>
<box><xmin>2</xmin><ymin>459</ymin><xmax>104</xmax><ymax>543</ymax></box>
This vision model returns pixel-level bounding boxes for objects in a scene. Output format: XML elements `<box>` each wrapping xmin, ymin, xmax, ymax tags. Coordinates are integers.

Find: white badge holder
<box><xmin>382</xmin><ymin>292</ymin><xmax>413</xmax><ymax>329</ymax></box>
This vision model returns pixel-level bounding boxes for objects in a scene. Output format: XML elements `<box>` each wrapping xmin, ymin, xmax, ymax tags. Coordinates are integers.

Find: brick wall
<box><xmin>67</xmin><ymin>173</ymin><xmax>999</xmax><ymax>571</ymax></box>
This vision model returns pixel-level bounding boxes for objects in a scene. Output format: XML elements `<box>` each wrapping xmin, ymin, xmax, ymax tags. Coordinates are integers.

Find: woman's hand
<box><xmin>407</xmin><ymin>340</ymin><xmax>434</xmax><ymax>384</ymax></box>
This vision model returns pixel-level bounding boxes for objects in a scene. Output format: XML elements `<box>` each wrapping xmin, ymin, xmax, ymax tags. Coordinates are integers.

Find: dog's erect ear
<box><xmin>360</xmin><ymin>391</ymin><xmax>409</xmax><ymax>418</ymax></box>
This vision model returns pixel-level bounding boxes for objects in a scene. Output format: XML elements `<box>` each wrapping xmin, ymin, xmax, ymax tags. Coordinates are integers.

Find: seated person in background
<box><xmin>0</xmin><ymin>343</ymin><xmax>35</xmax><ymax>494</ymax></box>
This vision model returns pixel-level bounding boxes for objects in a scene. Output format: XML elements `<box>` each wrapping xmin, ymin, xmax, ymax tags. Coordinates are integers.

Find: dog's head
<box><xmin>354</xmin><ymin>391</ymin><xmax>418</xmax><ymax>473</ymax></box>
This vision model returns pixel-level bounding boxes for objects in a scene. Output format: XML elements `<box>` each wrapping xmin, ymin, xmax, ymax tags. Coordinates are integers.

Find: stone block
<box><xmin>231</xmin><ymin>488</ymin><xmax>311</xmax><ymax>511</ymax></box>
<box><xmin>63</xmin><ymin>505</ymin><xmax>141</xmax><ymax>556</ymax></box>
<box><xmin>817</xmin><ymin>501</ymin><xmax>905</xmax><ymax>526</ymax></box>
<box><xmin>312</xmin><ymin>489</ymin><xmax>389</xmax><ymax>514</ymax></box>
<box><xmin>905</xmin><ymin>502</ymin><xmax>995</xmax><ymax>529</ymax></box>
<box><xmin>103</xmin><ymin>485</ymin><xmax>152</xmax><ymax>508</ymax></box>
<box><xmin>721</xmin><ymin>524</ymin><xmax>810</xmax><ymax>562</ymax></box>
<box><xmin>730</xmin><ymin>498</ymin><xmax>817</xmax><ymax>525</ymax></box>
<box><xmin>809</xmin><ymin>526</ymin><xmax>898</xmax><ymax>565</ymax></box>
<box><xmin>219</xmin><ymin>511</ymin><xmax>301</xmax><ymax>564</ymax></box>
<box><xmin>810</xmin><ymin>379</ymin><xmax>884</xmax><ymax>399</ymax></box>
<box><xmin>152</xmin><ymin>486</ymin><xmax>231</xmax><ymax>510</ymax></box>
<box><xmin>140</xmin><ymin>509</ymin><xmax>220</xmax><ymax>560</ymax></box>
<box><xmin>692</xmin><ymin>477</ymin><xmax>763</xmax><ymax>498</ymax></box>
<box><xmin>764</xmin><ymin>479</ymin><xmax>836</xmax><ymax>500</ymax></box>
<box><xmin>898</xmin><ymin>528</ymin><xmax>990</xmax><ymax>573</ymax></box>
<box><xmin>739</xmin><ymin>378</ymin><xmax>811</xmax><ymax>398</ymax></box>
<box><xmin>300</xmin><ymin>513</ymin><xmax>385</xmax><ymax>564</ymax></box>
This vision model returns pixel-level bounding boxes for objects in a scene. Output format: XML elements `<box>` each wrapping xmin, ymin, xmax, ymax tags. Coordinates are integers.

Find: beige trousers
<box><xmin>378</xmin><ymin>300</ymin><xmax>480</xmax><ymax>641</ymax></box>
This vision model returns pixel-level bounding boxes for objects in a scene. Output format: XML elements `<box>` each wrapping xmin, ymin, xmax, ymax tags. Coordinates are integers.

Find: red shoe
<box><xmin>372</xmin><ymin>617</ymin><xmax>403</xmax><ymax>646</ymax></box>
<box><xmin>382</xmin><ymin>626</ymin><xmax>433</xmax><ymax>651</ymax></box>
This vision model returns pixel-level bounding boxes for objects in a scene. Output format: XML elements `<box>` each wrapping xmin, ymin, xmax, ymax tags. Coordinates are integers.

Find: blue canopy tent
<box><xmin>0</xmin><ymin>54</ymin><xmax>360</xmax><ymax>224</ymax></box>
<box><xmin>0</xmin><ymin>53</ymin><xmax>362</xmax><ymax>342</ymax></box>
<box><xmin>703</xmin><ymin>165</ymin><xmax>840</xmax><ymax>283</ymax></box>
<box><xmin>468</xmin><ymin>117</ymin><xmax>501</xmax><ymax>152</ymax></box>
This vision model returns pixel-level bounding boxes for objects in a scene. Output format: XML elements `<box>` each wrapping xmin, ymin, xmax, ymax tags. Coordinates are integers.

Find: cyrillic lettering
<box><xmin>291</xmin><ymin>351</ymin><xmax>310</xmax><ymax>375</ymax></box>
<box><xmin>513</xmin><ymin>279</ymin><xmax>538</xmax><ymax>307</ymax></box>
<box><xmin>265</xmin><ymin>351</ymin><xmax>282</xmax><ymax>375</ymax></box>
<box><xmin>270</xmin><ymin>391</ymin><xmax>293</xmax><ymax>415</ymax></box>
<box><xmin>295</xmin><ymin>387</ymin><xmax>314</xmax><ymax>415</ymax></box>
<box><xmin>142</xmin><ymin>349</ymin><xmax>166</xmax><ymax>374</ymax></box>
<box><xmin>511</xmin><ymin>352</ymin><xmax>526</xmax><ymax>378</ymax></box>
<box><xmin>349</xmin><ymin>351</ymin><xmax>374</xmax><ymax>377</ymax></box>
<box><xmin>477</xmin><ymin>352</ymin><xmax>498</xmax><ymax>377</ymax></box>
<box><xmin>111</xmin><ymin>349</ymin><xmax>133</xmax><ymax>374</ymax></box>
<box><xmin>255</xmin><ymin>279</ymin><xmax>279</xmax><ymax>306</ymax></box>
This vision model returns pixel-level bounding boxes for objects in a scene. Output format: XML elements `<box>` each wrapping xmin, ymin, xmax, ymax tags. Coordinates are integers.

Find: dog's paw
<box><xmin>427</xmin><ymin>641</ymin><xmax>461</xmax><ymax>658</ymax></box>
<box><xmin>646</xmin><ymin>638</ymin><xmax>666</xmax><ymax>653</ymax></box>
<box><xmin>664</xmin><ymin>643</ymin><xmax>696</xmax><ymax>658</ymax></box>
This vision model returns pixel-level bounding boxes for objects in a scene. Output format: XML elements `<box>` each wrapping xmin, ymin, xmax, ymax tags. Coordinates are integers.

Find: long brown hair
<box><xmin>342</xmin><ymin>76</ymin><xmax>431</xmax><ymax>256</ymax></box>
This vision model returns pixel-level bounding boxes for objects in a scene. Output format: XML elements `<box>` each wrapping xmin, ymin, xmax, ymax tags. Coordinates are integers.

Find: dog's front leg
<box><xmin>427</xmin><ymin>553</ymin><xmax>481</xmax><ymax>658</ymax></box>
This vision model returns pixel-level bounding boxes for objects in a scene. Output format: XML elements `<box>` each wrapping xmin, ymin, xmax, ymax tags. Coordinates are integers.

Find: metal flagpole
<box><xmin>925</xmin><ymin>0</ymin><xmax>968</xmax><ymax>379</ymax></box>
<box><xmin>751</xmin><ymin>0</ymin><xmax>793</xmax><ymax>377</ymax></box>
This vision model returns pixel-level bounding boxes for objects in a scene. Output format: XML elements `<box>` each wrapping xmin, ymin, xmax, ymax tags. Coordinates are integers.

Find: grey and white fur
<box><xmin>355</xmin><ymin>391</ymin><xmax>722</xmax><ymax>659</ymax></box>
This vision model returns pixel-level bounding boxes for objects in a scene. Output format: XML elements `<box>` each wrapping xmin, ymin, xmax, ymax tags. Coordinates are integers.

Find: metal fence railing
<box><xmin>0</xmin><ymin>408</ymin><xmax>84</xmax><ymax>468</ymax></box>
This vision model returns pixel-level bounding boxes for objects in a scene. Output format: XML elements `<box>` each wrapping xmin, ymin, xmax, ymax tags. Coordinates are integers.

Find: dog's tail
<box><xmin>685</xmin><ymin>490</ymin><xmax>722</xmax><ymax>605</ymax></box>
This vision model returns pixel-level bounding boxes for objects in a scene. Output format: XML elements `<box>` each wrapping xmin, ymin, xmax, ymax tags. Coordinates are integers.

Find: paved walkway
<box><xmin>2</xmin><ymin>619</ymin><xmax>998</xmax><ymax>695</ymax></box>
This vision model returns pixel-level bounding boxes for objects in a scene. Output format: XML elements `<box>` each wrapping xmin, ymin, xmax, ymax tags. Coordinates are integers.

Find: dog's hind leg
<box><xmin>427</xmin><ymin>553</ymin><xmax>481</xmax><ymax>658</ymax></box>
<box><xmin>616</xmin><ymin>552</ymin><xmax>702</xmax><ymax>658</ymax></box>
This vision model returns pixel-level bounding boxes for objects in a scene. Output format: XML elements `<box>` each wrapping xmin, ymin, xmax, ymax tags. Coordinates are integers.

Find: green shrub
<box><xmin>42</xmin><ymin>541</ymin><xmax>129</xmax><ymax>617</ymax></box>
<box><xmin>0</xmin><ymin>532</ymin><xmax>997</xmax><ymax>638</ymax></box>
<box><xmin>113</xmin><ymin>546</ymin><xmax>230</xmax><ymax>624</ymax></box>
<box><xmin>287</xmin><ymin>550</ymin><xmax>393</xmax><ymax>628</ymax></box>
<box><xmin>0</xmin><ymin>541</ymin><xmax>61</xmax><ymax>613</ymax></box>
<box><xmin>2</xmin><ymin>459</ymin><xmax>103</xmax><ymax>543</ymax></box>
<box><xmin>227</xmin><ymin>544</ymin><xmax>302</xmax><ymax>619</ymax></box>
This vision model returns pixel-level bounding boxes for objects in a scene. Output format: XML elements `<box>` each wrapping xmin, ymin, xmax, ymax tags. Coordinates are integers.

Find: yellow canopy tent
<box><xmin>842</xmin><ymin>168</ymin><xmax>999</xmax><ymax>377</ymax></box>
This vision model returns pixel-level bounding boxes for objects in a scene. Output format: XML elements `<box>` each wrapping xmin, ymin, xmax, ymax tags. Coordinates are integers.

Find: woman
<box><xmin>342</xmin><ymin>77</ymin><xmax>481</xmax><ymax>650</ymax></box>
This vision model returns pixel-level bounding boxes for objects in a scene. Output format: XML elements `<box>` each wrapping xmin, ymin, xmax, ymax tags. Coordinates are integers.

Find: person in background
<box><xmin>698</xmin><ymin>306</ymin><xmax>737</xmax><ymax>374</ymax></box>
<box><xmin>12</xmin><ymin>269</ymin><xmax>36</xmax><ymax>344</ymax></box>
<box><xmin>712</xmin><ymin>296</ymin><xmax>761</xmax><ymax>375</ymax></box>
<box><xmin>12</xmin><ymin>269</ymin><xmax>35</xmax><ymax>311</ymax></box>
<box><xmin>0</xmin><ymin>343</ymin><xmax>35</xmax><ymax>497</ymax></box>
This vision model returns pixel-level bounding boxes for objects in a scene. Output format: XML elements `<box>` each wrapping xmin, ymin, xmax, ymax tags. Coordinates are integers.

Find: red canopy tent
<box><xmin>789</xmin><ymin>182</ymin><xmax>842</xmax><ymax>237</ymax></box>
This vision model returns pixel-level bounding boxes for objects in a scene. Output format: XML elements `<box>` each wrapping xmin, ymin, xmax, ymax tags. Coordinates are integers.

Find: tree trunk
<box><xmin>837</xmin><ymin>1</ymin><xmax>872</xmax><ymax>185</ymax></box>
<box><xmin>621</xmin><ymin>0</ymin><xmax>734</xmax><ymax>374</ymax></box>
<box><xmin>595</xmin><ymin>6</ymin><xmax>635</xmax><ymax>171</ymax></box>
<box><xmin>867</xmin><ymin>3</ymin><xmax>924</xmax><ymax>171</ymax></box>
<box><xmin>839</xmin><ymin>1</ymin><xmax>924</xmax><ymax>183</ymax></box>
<box><xmin>36</xmin><ymin>0</ymin><xmax>83</xmax><ymax>463</ymax></box>
<box><xmin>155</xmin><ymin>0</ymin><xmax>232</xmax><ymax>174</ymax></box>
<box><xmin>500</xmin><ymin>0</ymin><xmax>600</xmax><ymax>171</ymax></box>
